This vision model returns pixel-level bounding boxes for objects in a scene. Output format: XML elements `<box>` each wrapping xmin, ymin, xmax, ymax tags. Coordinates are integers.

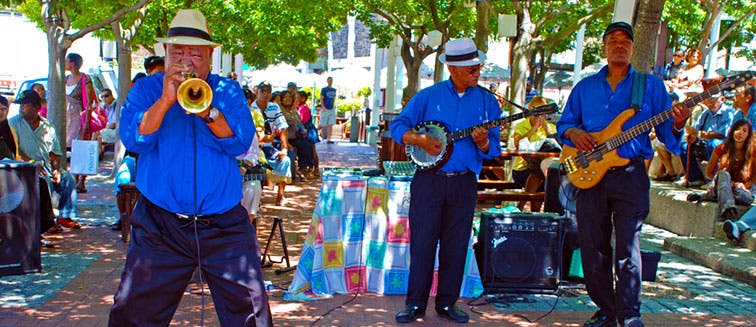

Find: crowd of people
<box><xmin>4</xmin><ymin>7</ymin><xmax>756</xmax><ymax>326</ymax></box>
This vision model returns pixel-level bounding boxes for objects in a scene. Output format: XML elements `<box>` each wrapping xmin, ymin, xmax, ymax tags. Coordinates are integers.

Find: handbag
<box><xmin>79</xmin><ymin>74</ymin><xmax>108</xmax><ymax>133</ymax></box>
<box><xmin>305</xmin><ymin>121</ymin><xmax>319</xmax><ymax>144</ymax></box>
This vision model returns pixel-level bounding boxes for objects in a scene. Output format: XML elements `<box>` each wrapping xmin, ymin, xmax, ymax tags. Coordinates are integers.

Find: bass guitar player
<box><xmin>556</xmin><ymin>22</ymin><xmax>690</xmax><ymax>327</ymax></box>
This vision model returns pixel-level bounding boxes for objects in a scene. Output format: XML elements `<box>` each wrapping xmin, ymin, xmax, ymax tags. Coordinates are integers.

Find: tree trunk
<box><xmin>475</xmin><ymin>0</ymin><xmax>491</xmax><ymax>53</ymax></box>
<box><xmin>631</xmin><ymin>0</ymin><xmax>666</xmax><ymax>73</ymax></box>
<box><xmin>433</xmin><ymin>43</ymin><xmax>446</xmax><ymax>83</ymax></box>
<box><xmin>112</xmin><ymin>38</ymin><xmax>133</xmax><ymax>173</ymax></box>
<box><xmin>510</xmin><ymin>6</ymin><xmax>535</xmax><ymax>110</ymax></box>
<box><xmin>400</xmin><ymin>42</ymin><xmax>422</xmax><ymax>99</ymax></box>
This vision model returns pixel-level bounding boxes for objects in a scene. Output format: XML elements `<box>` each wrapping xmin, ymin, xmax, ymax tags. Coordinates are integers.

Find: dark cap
<box><xmin>287</xmin><ymin>81</ymin><xmax>297</xmax><ymax>88</ymax></box>
<box><xmin>144</xmin><ymin>56</ymin><xmax>164</xmax><ymax>71</ymax></box>
<box><xmin>13</xmin><ymin>89</ymin><xmax>41</xmax><ymax>107</ymax></box>
<box><xmin>257</xmin><ymin>80</ymin><xmax>272</xmax><ymax>90</ymax></box>
<box><xmin>603</xmin><ymin>21</ymin><xmax>633</xmax><ymax>41</ymax></box>
<box><xmin>0</xmin><ymin>95</ymin><xmax>8</xmax><ymax>108</ymax></box>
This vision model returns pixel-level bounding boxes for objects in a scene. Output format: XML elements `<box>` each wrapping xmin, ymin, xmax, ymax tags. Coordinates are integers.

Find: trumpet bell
<box><xmin>177</xmin><ymin>78</ymin><xmax>213</xmax><ymax>114</ymax></box>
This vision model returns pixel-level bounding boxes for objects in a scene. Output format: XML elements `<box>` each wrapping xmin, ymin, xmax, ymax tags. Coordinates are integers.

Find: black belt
<box><xmin>175</xmin><ymin>213</ymin><xmax>215</xmax><ymax>226</ymax></box>
<box><xmin>428</xmin><ymin>170</ymin><xmax>472</xmax><ymax>177</ymax></box>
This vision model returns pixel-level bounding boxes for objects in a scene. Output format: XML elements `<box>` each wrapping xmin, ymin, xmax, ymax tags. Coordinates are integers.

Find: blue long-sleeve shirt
<box><xmin>557</xmin><ymin>65</ymin><xmax>681</xmax><ymax>158</ymax></box>
<box><xmin>694</xmin><ymin>104</ymin><xmax>738</xmax><ymax>138</ymax></box>
<box><xmin>391</xmin><ymin>80</ymin><xmax>501</xmax><ymax>174</ymax></box>
<box><xmin>120</xmin><ymin>73</ymin><xmax>254</xmax><ymax>215</ymax></box>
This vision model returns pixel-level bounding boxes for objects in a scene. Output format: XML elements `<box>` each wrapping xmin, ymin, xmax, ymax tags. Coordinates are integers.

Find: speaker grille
<box><xmin>480</xmin><ymin>212</ymin><xmax>562</xmax><ymax>293</ymax></box>
<box><xmin>0</xmin><ymin>162</ymin><xmax>41</xmax><ymax>277</ymax></box>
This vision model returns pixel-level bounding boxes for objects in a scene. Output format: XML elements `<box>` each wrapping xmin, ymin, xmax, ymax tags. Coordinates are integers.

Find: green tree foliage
<box><xmin>489</xmin><ymin>0</ymin><xmax>612</xmax><ymax>108</ymax></box>
<box><xmin>353</xmin><ymin>0</ymin><xmax>476</xmax><ymax>97</ymax></box>
<box><xmin>663</xmin><ymin>0</ymin><xmax>756</xmax><ymax>62</ymax></box>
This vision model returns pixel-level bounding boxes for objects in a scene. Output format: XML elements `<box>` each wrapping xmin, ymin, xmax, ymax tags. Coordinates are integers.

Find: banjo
<box><xmin>406</xmin><ymin>103</ymin><xmax>558</xmax><ymax>172</ymax></box>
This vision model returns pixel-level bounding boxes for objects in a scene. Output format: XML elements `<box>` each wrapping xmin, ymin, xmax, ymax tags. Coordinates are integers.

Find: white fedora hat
<box><xmin>438</xmin><ymin>38</ymin><xmax>486</xmax><ymax>67</ymax></box>
<box><xmin>155</xmin><ymin>9</ymin><xmax>219</xmax><ymax>47</ymax></box>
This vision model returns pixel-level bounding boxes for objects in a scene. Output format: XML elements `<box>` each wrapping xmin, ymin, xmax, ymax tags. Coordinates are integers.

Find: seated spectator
<box><xmin>511</xmin><ymin>96</ymin><xmax>561</xmax><ymax>211</ymax></box>
<box><xmin>667</xmin><ymin>48</ymin><xmax>705</xmax><ymax>100</ymax></box>
<box><xmin>737</xmin><ymin>85</ymin><xmax>756</xmax><ymax>126</ymax></box>
<box><xmin>297</xmin><ymin>90</ymin><xmax>320</xmax><ymax>177</ymax></box>
<box><xmin>290</xmin><ymin>90</ymin><xmax>316</xmax><ymax>177</ymax></box>
<box><xmin>131</xmin><ymin>72</ymin><xmax>147</xmax><ymax>87</ymax></box>
<box><xmin>680</xmin><ymin>92</ymin><xmax>738</xmax><ymax>187</ymax></box>
<box><xmin>252</xmin><ymin>81</ymin><xmax>292</xmax><ymax>205</ymax></box>
<box><xmin>0</xmin><ymin>95</ymin><xmax>17</xmax><ymax>159</ymax></box>
<box><xmin>724</xmin><ymin>204</ymin><xmax>756</xmax><ymax>243</ymax></box>
<box><xmin>143</xmin><ymin>56</ymin><xmax>164</xmax><ymax>75</ymax></box>
<box><xmin>237</xmin><ymin>138</ymin><xmax>263</xmax><ymax>228</ymax></box>
<box><xmin>32</xmin><ymin>83</ymin><xmax>49</xmax><ymax>118</ymax></box>
<box><xmin>8</xmin><ymin>90</ymin><xmax>80</xmax><ymax>229</ymax></box>
<box><xmin>97</xmin><ymin>88</ymin><xmax>118</xmax><ymax>153</ymax></box>
<box><xmin>1</xmin><ymin>94</ymin><xmax>61</xmax><ymax>238</ymax></box>
<box><xmin>663</xmin><ymin>49</ymin><xmax>687</xmax><ymax>81</ymax></box>
<box><xmin>687</xmin><ymin>119</ymin><xmax>755</xmax><ymax>221</ymax></box>
<box><xmin>111</xmin><ymin>152</ymin><xmax>137</xmax><ymax>231</ymax></box>
<box><xmin>650</xmin><ymin>93</ymin><xmax>685</xmax><ymax>181</ymax></box>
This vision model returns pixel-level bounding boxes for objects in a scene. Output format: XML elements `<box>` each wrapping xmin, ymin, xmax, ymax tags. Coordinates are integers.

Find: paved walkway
<box><xmin>0</xmin><ymin>140</ymin><xmax>754</xmax><ymax>326</ymax></box>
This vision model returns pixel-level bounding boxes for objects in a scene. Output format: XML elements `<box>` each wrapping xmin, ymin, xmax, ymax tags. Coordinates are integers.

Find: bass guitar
<box><xmin>406</xmin><ymin>103</ymin><xmax>558</xmax><ymax>171</ymax></box>
<box><xmin>560</xmin><ymin>72</ymin><xmax>753</xmax><ymax>189</ymax></box>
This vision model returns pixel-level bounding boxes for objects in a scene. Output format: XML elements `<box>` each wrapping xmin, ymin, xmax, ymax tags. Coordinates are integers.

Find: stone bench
<box><xmin>648</xmin><ymin>182</ymin><xmax>756</xmax><ymax>250</ymax></box>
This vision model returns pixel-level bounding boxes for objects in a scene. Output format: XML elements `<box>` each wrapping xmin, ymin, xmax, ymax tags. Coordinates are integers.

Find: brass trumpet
<box><xmin>177</xmin><ymin>71</ymin><xmax>213</xmax><ymax>114</ymax></box>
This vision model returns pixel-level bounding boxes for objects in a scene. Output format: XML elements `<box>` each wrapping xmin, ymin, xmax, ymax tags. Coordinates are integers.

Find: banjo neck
<box><xmin>446</xmin><ymin>104</ymin><xmax>556</xmax><ymax>142</ymax></box>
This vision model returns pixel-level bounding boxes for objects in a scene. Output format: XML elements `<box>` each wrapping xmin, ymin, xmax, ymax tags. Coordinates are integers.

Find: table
<box><xmin>498</xmin><ymin>150</ymin><xmax>561</xmax><ymax>181</ymax></box>
<box><xmin>285</xmin><ymin>174</ymin><xmax>484</xmax><ymax>300</ymax></box>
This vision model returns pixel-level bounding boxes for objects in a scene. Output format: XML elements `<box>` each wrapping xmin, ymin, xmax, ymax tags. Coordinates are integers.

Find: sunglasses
<box><xmin>673</xmin><ymin>54</ymin><xmax>683</xmax><ymax>58</ymax></box>
<box><xmin>460</xmin><ymin>65</ymin><xmax>482</xmax><ymax>75</ymax></box>
<box><xmin>99</xmin><ymin>94</ymin><xmax>111</xmax><ymax>99</ymax></box>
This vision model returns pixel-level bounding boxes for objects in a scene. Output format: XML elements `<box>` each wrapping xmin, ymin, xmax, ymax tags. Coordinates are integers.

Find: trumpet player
<box><xmin>110</xmin><ymin>9</ymin><xmax>272</xmax><ymax>326</ymax></box>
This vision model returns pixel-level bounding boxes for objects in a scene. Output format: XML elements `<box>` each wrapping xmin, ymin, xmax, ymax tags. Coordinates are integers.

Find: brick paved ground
<box><xmin>0</xmin><ymin>140</ymin><xmax>754</xmax><ymax>326</ymax></box>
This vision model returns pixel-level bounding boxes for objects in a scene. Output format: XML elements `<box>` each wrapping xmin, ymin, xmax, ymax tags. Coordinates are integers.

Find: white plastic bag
<box><xmin>70</xmin><ymin>140</ymin><xmax>99</xmax><ymax>175</ymax></box>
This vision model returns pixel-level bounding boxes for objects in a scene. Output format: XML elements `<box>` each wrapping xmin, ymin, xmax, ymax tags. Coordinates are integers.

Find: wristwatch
<box><xmin>201</xmin><ymin>107</ymin><xmax>220</xmax><ymax>123</ymax></box>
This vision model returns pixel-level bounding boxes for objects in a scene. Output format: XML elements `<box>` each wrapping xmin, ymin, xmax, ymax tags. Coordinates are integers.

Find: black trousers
<box><xmin>108</xmin><ymin>197</ymin><xmax>272</xmax><ymax>327</ymax></box>
<box><xmin>405</xmin><ymin>172</ymin><xmax>477</xmax><ymax>309</ymax></box>
<box><xmin>576</xmin><ymin>157</ymin><xmax>648</xmax><ymax>321</ymax></box>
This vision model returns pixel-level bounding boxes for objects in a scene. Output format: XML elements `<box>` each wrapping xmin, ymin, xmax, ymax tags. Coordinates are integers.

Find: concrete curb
<box><xmin>663</xmin><ymin>236</ymin><xmax>756</xmax><ymax>287</ymax></box>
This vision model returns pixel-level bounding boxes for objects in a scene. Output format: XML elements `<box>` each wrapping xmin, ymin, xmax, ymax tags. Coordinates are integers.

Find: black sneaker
<box><xmin>721</xmin><ymin>207</ymin><xmax>739</xmax><ymax>221</ymax></box>
<box><xmin>686</xmin><ymin>193</ymin><xmax>702</xmax><ymax>202</ymax></box>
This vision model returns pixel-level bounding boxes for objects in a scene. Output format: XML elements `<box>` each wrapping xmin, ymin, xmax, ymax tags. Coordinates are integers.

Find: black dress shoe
<box><xmin>396</xmin><ymin>305</ymin><xmax>425</xmax><ymax>323</ymax></box>
<box><xmin>584</xmin><ymin>312</ymin><xmax>617</xmax><ymax>327</ymax></box>
<box><xmin>435</xmin><ymin>305</ymin><xmax>469</xmax><ymax>323</ymax></box>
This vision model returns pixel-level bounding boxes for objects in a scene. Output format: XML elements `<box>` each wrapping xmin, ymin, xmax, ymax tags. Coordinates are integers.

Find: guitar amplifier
<box><xmin>0</xmin><ymin>161</ymin><xmax>41</xmax><ymax>277</ymax></box>
<box><xmin>479</xmin><ymin>212</ymin><xmax>563</xmax><ymax>293</ymax></box>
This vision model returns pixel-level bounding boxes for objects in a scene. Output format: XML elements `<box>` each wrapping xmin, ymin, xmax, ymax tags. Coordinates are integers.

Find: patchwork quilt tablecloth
<box><xmin>286</xmin><ymin>175</ymin><xmax>483</xmax><ymax>300</ymax></box>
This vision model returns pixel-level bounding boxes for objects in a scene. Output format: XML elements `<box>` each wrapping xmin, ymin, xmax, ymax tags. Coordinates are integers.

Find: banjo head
<box><xmin>406</xmin><ymin>121</ymin><xmax>450</xmax><ymax>171</ymax></box>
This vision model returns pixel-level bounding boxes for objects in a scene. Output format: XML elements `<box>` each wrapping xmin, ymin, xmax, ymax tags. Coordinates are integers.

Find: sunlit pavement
<box><xmin>0</xmin><ymin>138</ymin><xmax>754</xmax><ymax>326</ymax></box>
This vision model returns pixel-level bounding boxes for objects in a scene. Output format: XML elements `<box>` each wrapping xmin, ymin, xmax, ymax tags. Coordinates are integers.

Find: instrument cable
<box><xmin>192</xmin><ymin>117</ymin><xmax>207</xmax><ymax>326</ymax></box>
<box><xmin>467</xmin><ymin>212</ymin><xmax>569</xmax><ymax>323</ymax></box>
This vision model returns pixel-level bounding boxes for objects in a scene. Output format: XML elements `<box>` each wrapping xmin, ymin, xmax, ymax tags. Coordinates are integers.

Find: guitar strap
<box><xmin>631</xmin><ymin>72</ymin><xmax>647</xmax><ymax>113</ymax></box>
